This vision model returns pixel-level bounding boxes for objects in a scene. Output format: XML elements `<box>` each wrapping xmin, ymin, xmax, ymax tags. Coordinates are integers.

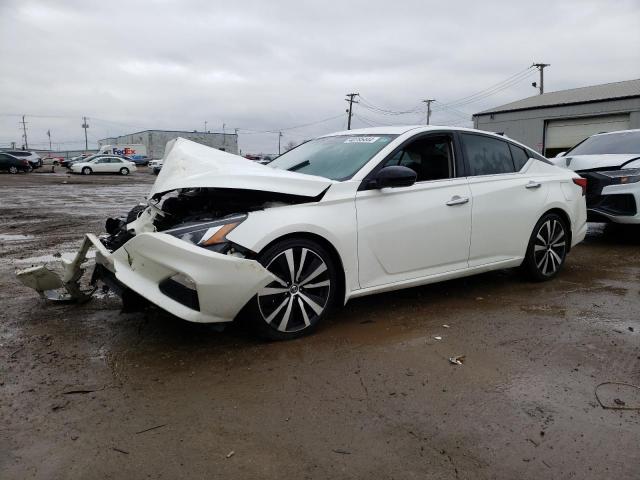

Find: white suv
<box><xmin>552</xmin><ymin>129</ymin><xmax>640</xmax><ymax>224</ymax></box>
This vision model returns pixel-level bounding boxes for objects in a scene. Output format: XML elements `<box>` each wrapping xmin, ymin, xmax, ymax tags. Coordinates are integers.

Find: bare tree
<box><xmin>284</xmin><ymin>141</ymin><xmax>297</xmax><ymax>152</ymax></box>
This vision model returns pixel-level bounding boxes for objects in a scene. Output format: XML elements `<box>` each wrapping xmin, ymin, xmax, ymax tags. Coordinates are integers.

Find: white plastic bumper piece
<box><xmin>107</xmin><ymin>232</ymin><xmax>276</xmax><ymax>323</ymax></box>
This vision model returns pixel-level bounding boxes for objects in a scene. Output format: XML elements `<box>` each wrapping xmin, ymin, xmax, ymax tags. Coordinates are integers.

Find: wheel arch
<box><xmin>541</xmin><ymin>207</ymin><xmax>573</xmax><ymax>251</ymax></box>
<box><xmin>255</xmin><ymin>231</ymin><xmax>347</xmax><ymax>306</ymax></box>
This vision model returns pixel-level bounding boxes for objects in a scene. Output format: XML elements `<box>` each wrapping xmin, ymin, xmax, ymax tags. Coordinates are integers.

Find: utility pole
<box><xmin>345</xmin><ymin>93</ymin><xmax>359</xmax><ymax>130</ymax></box>
<box><xmin>82</xmin><ymin>116</ymin><xmax>89</xmax><ymax>150</ymax></box>
<box><xmin>204</xmin><ymin>120</ymin><xmax>208</xmax><ymax>132</ymax></box>
<box><xmin>532</xmin><ymin>63</ymin><xmax>550</xmax><ymax>95</ymax></box>
<box><xmin>20</xmin><ymin>115</ymin><xmax>29</xmax><ymax>149</ymax></box>
<box><xmin>278</xmin><ymin>131</ymin><xmax>283</xmax><ymax>154</ymax></box>
<box><xmin>47</xmin><ymin>129</ymin><xmax>52</xmax><ymax>151</ymax></box>
<box><xmin>422</xmin><ymin>99</ymin><xmax>435</xmax><ymax>125</ymax></box>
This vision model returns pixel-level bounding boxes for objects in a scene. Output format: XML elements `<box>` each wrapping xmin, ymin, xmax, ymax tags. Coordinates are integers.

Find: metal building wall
<box><xmin>473</xmin><ymin>97</ymin><xmax>640</xmax><ymax>154</ymax></box>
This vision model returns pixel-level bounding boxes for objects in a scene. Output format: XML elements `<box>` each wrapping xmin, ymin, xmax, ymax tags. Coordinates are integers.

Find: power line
<box><xmin>435</xmin><ymin>68</ymin><xmax>536</xmax><ymax>109</ymax></box>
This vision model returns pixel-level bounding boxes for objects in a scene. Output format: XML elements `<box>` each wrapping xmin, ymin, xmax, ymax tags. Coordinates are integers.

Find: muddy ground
<box><xmin>1</xmin><ymin>171</ymin><xmax>639</xmax><ymax>479</ymax></box>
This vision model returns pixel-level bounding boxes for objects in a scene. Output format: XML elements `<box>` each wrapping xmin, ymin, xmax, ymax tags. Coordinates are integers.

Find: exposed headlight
<box><xmin>164</xmin><ymin>214</ymin><xmax>247</xmax><ymax>252</ymax></box>
<box><xmin>598</xmin><ymin>168</ymin><xmax>640</xmax><ymax>184</ymax></box>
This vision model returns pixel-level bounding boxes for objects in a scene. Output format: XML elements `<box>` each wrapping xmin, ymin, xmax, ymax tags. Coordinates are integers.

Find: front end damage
<box><xmin>16</xmin><ymin>137</ymin><xmax>332</xmax><ymax>323</ymax></box>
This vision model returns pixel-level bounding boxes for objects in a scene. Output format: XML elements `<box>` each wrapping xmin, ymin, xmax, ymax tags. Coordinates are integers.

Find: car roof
<box><xmin>319</xmin><ymin>125</ymin><xmax>538</xmax><ymax>153</ymax></box>
<box><xmin>591</xmin><ymin>128</ymin><xmax>640</xmax><ymax>137</ymax></box>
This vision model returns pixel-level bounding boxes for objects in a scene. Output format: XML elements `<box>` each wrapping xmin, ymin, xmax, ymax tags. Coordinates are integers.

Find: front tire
<box><xmin>522</xmin><ymin>213</ymin><xmax>568</xmax><ymax>281</ymax></box>
<box><xmin>9</xmin><ymin>166</ymin><xmax>18</xmax><ymax>174</ymax></box>
<box><xmin>119</xmin><ymin>167</ymin><xmax>129</xmax><ymax>176</ymax></box>
<box><xmin>82</xmin><ymin>167</ymin><xmax>92</xmax><ymax>175</ymax></box>
<box><xmin>248</xmin><ymin>238</ymin><xmax>338</xmax><ymax>340</ymax></box>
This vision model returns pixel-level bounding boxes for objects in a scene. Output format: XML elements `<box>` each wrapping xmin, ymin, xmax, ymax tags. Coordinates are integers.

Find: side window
<box><xmin>383</xmin><ymin>135</ymin><xmax>453</xmax><ymax>182</ymax></box>
<box><xmin>461</xmin><ymin>134</ymin><xmax>515</xmax><ymax>176</ymax></box>
<box><xmin>110</xmin><ymin>158</ymin><xmax>122</xmax><ymax>163</ymax></box>
<box><xmin>509</xmin><ymin>144</ymin><xmax>530</xmax><ymax>171</ymax></box>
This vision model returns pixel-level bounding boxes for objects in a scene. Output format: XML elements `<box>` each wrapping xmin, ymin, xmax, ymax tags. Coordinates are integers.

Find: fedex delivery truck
<box><xmin>98</xmin><ymin>144</ymin><xmax>147</xmax><ymax>160</ymax></box>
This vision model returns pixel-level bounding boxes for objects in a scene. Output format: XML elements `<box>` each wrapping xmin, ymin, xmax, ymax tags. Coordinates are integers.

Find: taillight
<box><xmin>573</xmin><ymin>177</ymin><xmax>587</xmax><ymax>196</ymax></box>
<box><xmin>22</xmin><ymin>160</ymin><xmax>29</xmax><ymax>166</ymax></box>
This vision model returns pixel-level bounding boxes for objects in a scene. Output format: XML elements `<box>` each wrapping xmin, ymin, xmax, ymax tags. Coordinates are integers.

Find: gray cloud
<box><xmin>1</xmin><ymin>0</ymin><xmax>638</xmax><ymax>154</ymax></box>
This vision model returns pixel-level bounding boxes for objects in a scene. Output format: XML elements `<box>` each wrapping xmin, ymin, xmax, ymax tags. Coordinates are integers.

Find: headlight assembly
<box><xmin>164</xmin><ymin>214</ymin><xmax>247</xmax><ymax>252</ymax></box>
<box><xmin>598</xmin><ymin>168</ymin><xmax>640</xmax><ymax>184</ymax></box>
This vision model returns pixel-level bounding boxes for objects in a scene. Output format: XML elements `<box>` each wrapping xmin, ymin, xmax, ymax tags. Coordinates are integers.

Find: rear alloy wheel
<box><xmin>119</xmin><ymin>167</ymin><xmax>129</xmax><ymax>176</ymax></box>
<box><xmin>523</xmin><ymin>213</ymin><xmax>568</xmax><ymax>281</ymax></box>
<box><xmin>82</xmin><ymin>167</ymin><xmax>92</xmax><ymax>175</ymax></box>
<box><xmin>9</xmin><ymin>166</ymin><xmax>18</xmax><ymax>174</ymax></box>
<box><xmin>250</xmin><ymin>238</ymin><xmax>338</xmax><ymax>340</ymax></box>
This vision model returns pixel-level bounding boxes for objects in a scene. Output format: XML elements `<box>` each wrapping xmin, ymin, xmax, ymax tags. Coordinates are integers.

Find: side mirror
<box><xmin>555</xmin><ymin>151</ymin><xmax>567</xmax><ymax>158</ymax></box>
<box><xmin>369</xmin><ymin>165</ymin><xmax>417</xmax><ymax>189</ymax></box>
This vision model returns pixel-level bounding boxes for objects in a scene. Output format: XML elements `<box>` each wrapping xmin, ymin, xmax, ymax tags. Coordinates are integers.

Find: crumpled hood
<box><xmin>552</xmin><ymin>153</ymin><xmax>640</xmax><ymax>172</ymax></box>
<box><xmin>149</xmin><ymin>138</ymin><xmax>334</xmax><ymax>197</ymax></box>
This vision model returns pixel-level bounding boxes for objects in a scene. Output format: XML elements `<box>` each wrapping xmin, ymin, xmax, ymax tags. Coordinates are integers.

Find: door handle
<box><xmin>525</xmin><ymin>181</ymin><xmax>542</xmax><ymax>189</ymax></box>
<box><xmin>446</xmin><ymin>195</ymin><xmax>469</xmax><ymax>206</ymax></box>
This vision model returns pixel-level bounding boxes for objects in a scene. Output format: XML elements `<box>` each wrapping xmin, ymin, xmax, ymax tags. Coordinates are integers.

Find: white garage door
<box><xmin>545</xmin><ymin>114</ymin><xmax>630</xmax><ymax>151</ymax></box>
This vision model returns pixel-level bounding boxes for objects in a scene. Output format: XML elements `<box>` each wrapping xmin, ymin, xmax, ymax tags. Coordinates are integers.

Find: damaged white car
<box><xmin>552</xmin><ymin>129</ymin><xmax>640</xmax><ymax>224</ymax></box>
<box><xmin>17</xmin><ymin>127</ymin><xmax>587</xmax><ymax>339</ymax></box>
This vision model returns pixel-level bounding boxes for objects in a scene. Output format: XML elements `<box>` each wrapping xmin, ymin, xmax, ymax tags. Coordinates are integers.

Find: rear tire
<box><xmin>522</xmin><ymin>213</ymin><xmax>569</xmax><ymax>281</ymax></box>
<box><xmin>82</xmin><ymin>167</ymin><xmax>92</xmax><ymax>175</ymax></box>
<box><xmin>9</xmin><ymin>166</ymin><xmax>18</xmax><ymax>174</ymax></box>
<box><xmin>119</xmin><ymin>167</ymin><xmax>129</xmax><ymax>176</ymax></box>
<box><xmin>247</xmin><ymin>238</ymin><xmax>339</xmax><ymax>340</ymax></box>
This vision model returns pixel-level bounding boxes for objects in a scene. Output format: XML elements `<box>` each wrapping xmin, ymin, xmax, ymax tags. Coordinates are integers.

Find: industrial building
<box><xmin>473</xmin><ymin>78</ymin><xmax>640</xmax><ymax>157</ymax></box>
<box><xmin>98</xmin><ymin>129</ymin><xmax>238</xmax><ymax>159</ymax></box>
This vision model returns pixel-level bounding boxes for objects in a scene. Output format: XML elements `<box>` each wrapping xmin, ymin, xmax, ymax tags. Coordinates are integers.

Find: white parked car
<box><xmin>18</xmin><ymin>128</ymin><xmax>587</xmax><ymax>340</ymax></box>
<box><xmin>148</xmin><ymin>159</ymin><xmax>163</xmax><ymax>175</ymax></box>
<box><xmin>69</xmin><ymin>155</ymin><xmax>137</xmax><ymax>175</ymax></box>
<box><xmin>552</xmin><ymin>129</ymin><xmax>640</xmax><ymax>224</ymax></box>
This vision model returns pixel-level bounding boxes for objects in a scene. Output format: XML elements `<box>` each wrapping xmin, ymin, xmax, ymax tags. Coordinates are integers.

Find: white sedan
<box><xmin>18</xmin><ymin>127</ymin><xmax>587</xmax><ymax>340</ymax></box>
<box><xmin>69</xmin><ymin>156</ymin><xmax>137</xmax><ymax>175</ymax></box>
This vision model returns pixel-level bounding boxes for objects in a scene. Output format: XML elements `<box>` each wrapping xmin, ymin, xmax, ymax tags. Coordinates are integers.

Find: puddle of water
<box><xmin>0</xmin><ymin>234</ymin><xmax>35</xmax><ymax>241</ymax></box>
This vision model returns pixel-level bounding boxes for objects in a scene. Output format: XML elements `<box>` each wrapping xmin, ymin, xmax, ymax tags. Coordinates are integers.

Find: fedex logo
<box><xmin>109</xmin><ymin>147</ymin><xmax>136</xmax><ymax>156</ymax></box>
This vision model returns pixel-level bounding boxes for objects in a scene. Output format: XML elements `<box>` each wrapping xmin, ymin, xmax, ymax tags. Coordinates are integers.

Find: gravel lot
<box><xmin>1</xmin><ymin>171</ymin><xmax>639</xmax><ymax>479</ymax></box>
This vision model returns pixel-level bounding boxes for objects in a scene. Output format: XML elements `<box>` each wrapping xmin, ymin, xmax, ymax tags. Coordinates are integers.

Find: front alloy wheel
<box><xmin>523</xmin><ymin>213</ymin><xmax>568</xmax><ymax>280</ymax></box>
<box><xmin>251</xmin><ymin>239</ymin><xmax>337</xmax><ymax>340</ymax></box>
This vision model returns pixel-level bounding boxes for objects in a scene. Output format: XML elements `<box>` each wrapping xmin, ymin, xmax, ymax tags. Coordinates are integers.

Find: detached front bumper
<box><xmin>18</xmin><ymin>232</ymin><xmax>276</xmax><ymax>324</ymax></box>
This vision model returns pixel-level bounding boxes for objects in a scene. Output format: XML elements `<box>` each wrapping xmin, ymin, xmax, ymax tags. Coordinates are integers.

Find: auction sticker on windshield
<box><xmin>344</xmin><ymin>136</ymin><xmax>380</xmax><ymax>143</ymax></box>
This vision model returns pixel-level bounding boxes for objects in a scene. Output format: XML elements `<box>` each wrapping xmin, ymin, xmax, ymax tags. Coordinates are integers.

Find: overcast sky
<box><xmin>1</xmin><ymin>0</ymin><xmax>638</xmax><ymax>155</ymax></box>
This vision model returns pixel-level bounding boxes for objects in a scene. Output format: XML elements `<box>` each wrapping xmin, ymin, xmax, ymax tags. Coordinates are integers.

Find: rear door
<box><xmin>460</xmin><ymin>133</ymin><xmax>549</xmax><ymax>266</ymax></box>
<box><xmin>356</xmin><ymin>132</ymin><xmax>472</xmax><ymax>289</ymax></box>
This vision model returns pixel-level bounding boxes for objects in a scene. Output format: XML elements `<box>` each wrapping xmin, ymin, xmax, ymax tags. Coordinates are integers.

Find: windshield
<box><xmin>268</xmin><ymin>134</ymin><xmax>397</xmax><ymax>180</ymax></box>
<box><xmin>568</xmin><ymin>130</ymin><xmax>640</xmax><ymax>156</ymax></box>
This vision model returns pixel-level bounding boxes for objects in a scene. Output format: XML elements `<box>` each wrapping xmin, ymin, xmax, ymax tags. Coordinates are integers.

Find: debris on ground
<box><xmin>135</xmin><ymin>424</ymin><xmax>167</xmax><ymax>435</ymax></box>
<box><xmin>433</xmin><ymin>336</ymin><xmax>442</xmax><ymax>340</ymax></box>
<box><xmin>448</xmin><ymin>355</ymin><xmax>466</xmax><ymax>365</ymax></box>
<box><xmin>594</xmin><ymin>382</ymin><xmax>640</xmax><ymax>410</ymax></box>
<box><xmin>112</xmin><ymin>447</ymin><xmax>129</xmax><ymax>455</ymax></box>
<box><xmin>226</xmin><ymin>451</ymin><xmax>235</xmax><ymax>459</ymax></box>
<box><xmin>332</xmin><ymin>449</ymin><xmax>351</xmax><ymax>455</ymax></box>
<box><xmin>442</xmin><ymin>324</ymin><xmax>450</xmax><ymax>328</ymax></box>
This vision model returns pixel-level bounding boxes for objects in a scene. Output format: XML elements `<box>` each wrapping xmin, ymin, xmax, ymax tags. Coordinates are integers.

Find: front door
<box><xmin>356</xmin><ymin>133</ymin><xmax>472</xmax><ymax>289</ymax></box>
